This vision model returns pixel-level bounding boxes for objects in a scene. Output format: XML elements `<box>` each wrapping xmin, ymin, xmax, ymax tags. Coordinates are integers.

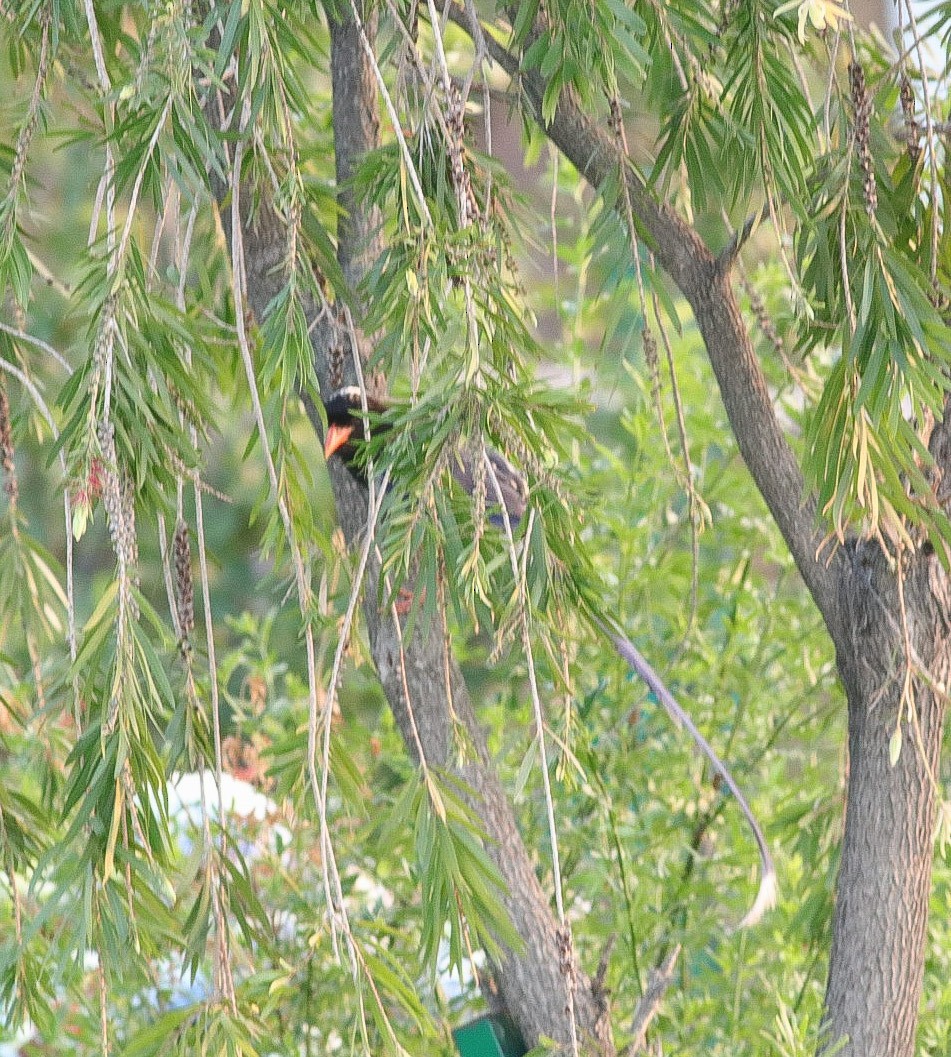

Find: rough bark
<box><xmin>825</xmin><ymin>541</ymin><xmax>949</xmax><ymax>1055</ymax></box>
<box><xmin>329</xmin><ymin>12</ymin><xmax>381</xmax><ymax>293</ymax></box>
<box><xmin>206</xmin><ymin>5</ymin><xmax>615</xmax><ymax>1052</ymax></box>
<box><xmin>444</xmin><ymin>14</ymin><xmax>951</xmax><ymax>1057</ymax></box>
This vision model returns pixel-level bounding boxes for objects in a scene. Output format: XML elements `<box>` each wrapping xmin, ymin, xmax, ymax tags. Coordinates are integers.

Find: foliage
<box><xmin>0</xmin><ymin>0</ymin><xmax>950</xmax><ymax>1054</ymax></box>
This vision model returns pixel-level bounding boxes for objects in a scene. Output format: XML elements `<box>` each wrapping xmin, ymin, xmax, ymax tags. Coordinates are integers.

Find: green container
<box><xmin>452</xmin><ymin>1014</ymin><xmax>527</xmax><ymax>1057</ymax></box>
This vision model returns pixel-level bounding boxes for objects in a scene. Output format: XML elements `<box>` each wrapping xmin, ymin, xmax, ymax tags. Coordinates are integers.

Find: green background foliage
<box><xmin>0</xmin><ymin>0</ymin><xmax>949</xmax><ymax>1054</ymax></box>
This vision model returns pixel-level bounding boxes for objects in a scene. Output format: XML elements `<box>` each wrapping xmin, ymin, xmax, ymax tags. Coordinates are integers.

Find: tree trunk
<box><xmin>206</xmin><ymin>4</ymin><xmax>616</xmax><ymax>1050</ymax></box>
<box><xmin>320</xmin><ymin>8</ymin><xmax>614</xmax><ymax>1050</ymax></box>
<box><xmin>823</xmin><ymin>542</ymin><xmax>949</xmax><ymax>1056</ymax></box>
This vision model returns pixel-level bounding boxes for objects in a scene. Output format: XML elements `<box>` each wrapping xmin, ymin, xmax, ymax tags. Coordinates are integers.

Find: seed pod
<box><xmin>0</xmin><ymin>381</ymin><xmax>17</xmax><ymax>504</ymax></box>
<box><xmin>173</xmin><ymin>519</ymin><xmax>195</xmax><ymax>641</ymax></box>
<box><xmin>899</xmin><ymin>73</ymin><xmax>920</xmax><ymax>166</ymax></box>
<box><xmin>849</xmin><ymin>61</ymin><xmax>878</xmax><ymax>220</ymax></box>
<box><xmin>96</xmin><ymin>420</ymin><xmax>140</xmax><ymax>612</ymax></box>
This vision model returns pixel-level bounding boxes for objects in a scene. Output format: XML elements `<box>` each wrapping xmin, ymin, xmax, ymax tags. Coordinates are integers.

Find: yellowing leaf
<box><xmin>72</xmin><ymin>500</ymin><xmax>90</xmax><ymax>541</ymax></box>
<box><xmin>889</xmin><ymin>727</ymin><xmax>902</xmax><ymax>767</ymax></box>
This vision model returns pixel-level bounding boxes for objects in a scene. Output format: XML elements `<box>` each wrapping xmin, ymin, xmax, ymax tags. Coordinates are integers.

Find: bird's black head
<box><xmin>323</xmin><ymin>387</ymin><xmax>388</xmax><ymax>476</ymax></box>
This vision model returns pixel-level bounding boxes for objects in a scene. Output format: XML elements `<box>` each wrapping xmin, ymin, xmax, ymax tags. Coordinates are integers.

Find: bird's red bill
<box><xmin>324</xmin><ymin>423</ymin><xmax>354</xmax><ymax>460</ymax></box>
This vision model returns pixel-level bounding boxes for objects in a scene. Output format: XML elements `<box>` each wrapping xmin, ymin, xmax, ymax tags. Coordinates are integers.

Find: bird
<box><xmin>322</xmin><ymin>387</ymin><xmax>390</xmax><ymax>476</ymax></box>
<box><xmin>323</xmin><ymin>386</ymin><xmax>528</xmax><ymax>527</ymax></box>
<box><xmin>321</xmin><ymin>384</ymin><xmax>776</xmax><ymax>928</ymax></box>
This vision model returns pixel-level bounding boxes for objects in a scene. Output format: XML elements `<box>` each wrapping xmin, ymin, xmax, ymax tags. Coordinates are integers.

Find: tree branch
<box><xmin>448</xmin><ymin>6</ymin><xmax>849</xmax><ymax>653</ymax></box>
<box><xmin>627</xmin><ymin>944</ymin><xmax>680</xmax><ymax>1056</ymax></box>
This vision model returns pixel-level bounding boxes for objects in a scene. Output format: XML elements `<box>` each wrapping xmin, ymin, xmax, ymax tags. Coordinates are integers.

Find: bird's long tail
<box><xmin>593</xmin><ymin>616</ymin><xmax>777</xmax><ymax>928</ymax></box>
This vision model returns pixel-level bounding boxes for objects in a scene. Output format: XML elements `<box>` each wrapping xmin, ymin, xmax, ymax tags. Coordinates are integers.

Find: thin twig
<box><xmin>0</xmin><ymin>321</ymin><xmax>72</xmax><ymax>373</ymax></box>
<box><xmin>627</xmin><ymin>945</ymin><xmax>681</xmax><ymax>1055</ymax></box>
<box><xmin>82</xmin><ymin>0</ymin><xmax>115</xmax><ymax>257</ymax></box>
<box><xmin>598</xmin><ymin>617</ymin><xmax>777</xmax><ymax>928</ymax></box>
<box><xmin>0</xmin><ymin>355</ymin><xmax>59</xmax><ymax>436</ymax></box>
